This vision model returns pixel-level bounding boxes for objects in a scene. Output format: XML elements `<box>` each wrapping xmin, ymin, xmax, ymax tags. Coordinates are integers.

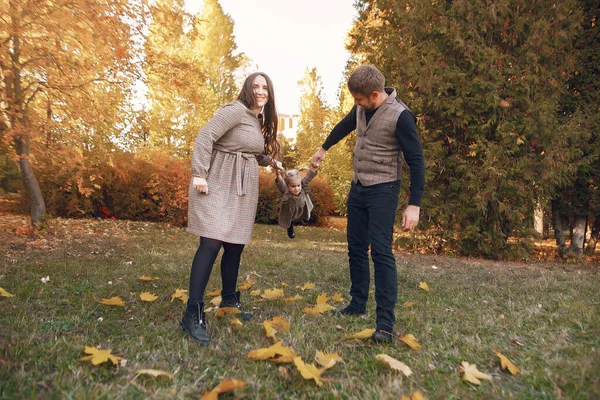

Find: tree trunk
<box><xmin>551</xmin><ymin>199</ymin><xmax>567</xmax><ymax>255</ymax></box>
<box><xmin>14</xmin><ymin>137</ymin><xmax>46</xmax><ymax>225</ymax></box>
<box><xmin>568</xmin><ymin>212</ymin><xmax>587</xmax><ymax>257</ymax></box>
<box><xmin>584</xmin><ymin>217</ymin><xmax>599</xmax><ymax>256</ymax></box>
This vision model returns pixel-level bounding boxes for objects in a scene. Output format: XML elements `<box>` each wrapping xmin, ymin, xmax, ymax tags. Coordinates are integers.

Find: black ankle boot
<box><xmin>220</xmin><ymin>290</ymin><xmax>253</xmax><ymax>321</ymax></box>
<box><xmin>180</xmin><ymin>302</ymin><xmax>210</xmax><ymax>345</ymax></box>
<box><xmin>287</xmin><ymin>225</ymin><xmax>295</xmax><ymax>239</ymax></box>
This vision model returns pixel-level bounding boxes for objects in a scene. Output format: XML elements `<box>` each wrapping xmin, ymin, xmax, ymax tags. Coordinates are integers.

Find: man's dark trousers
<box><xmin>346</xmin><ymin>179</ymin><xmax>401</xmax><ymax>332</ymax></box>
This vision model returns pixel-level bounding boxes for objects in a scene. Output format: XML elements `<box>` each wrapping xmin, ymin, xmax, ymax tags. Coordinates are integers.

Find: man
<box><xmin>312</xmin><ymin>65</ymin><xmax>425</xmax><ymax>343</ymax></box>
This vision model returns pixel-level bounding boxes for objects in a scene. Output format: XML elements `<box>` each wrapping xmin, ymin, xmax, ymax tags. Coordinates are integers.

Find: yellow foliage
<box><xmin>200</xmin><ymin>378</ymin><xmax>245</xmax><ymax>400</ymax></box>
<box><xmin>98</xmin><ymin>297</ymin><xmax>125</xmax><ymax>306</ymax></box>
<box><xmin>299</xmin><ymin>282</ymin><xmax>316</xmax><ymax>291</ymax></box>
<box><xmin>80</xmin><ymin>346</ymin><xmax>124</xmax><ymax>366</ymax></box>
<box><xmin>344</xmin><ymin>328</ymin><xmax>376</xmax><ymax>340</ymax></box>
<box><xmin>283</xmin><ymin>294</ymin><xmax>303</xmax><ymax>303</ymax></box>
<box><xmin>230</xmin><ymin>318</ymin><xmax>244</xmax><ymax>330</ymax></box>
<box><xmin>495</xmin><ymin>350</ymin><xmax>520</xmax><ymax>375</ymax></box>
<box><xmin>316</xmin><ymin>293</ymin><xmax>329</xmax><ymax>304</ymax></box>
<box><xmin>250</xmin><ymin>289</ymin><xmax>262</xmax><ymax>297</ymax></box>
<box><xmin>134</xmin><ymin>369</ymin><xmax>173</xmax><ymax>379</ymax></box>
<box><xmin>261</xmin><ymin>288</ymin><xmax>284</xmax><ymax>300</ymax></box>
<box><xmin>460</xmin><ymin>361</ymin><xmax>493</xmax><ymax>385</ymax></box>
<box><xmin>138</xmin><ymin>276</ymin><xmax>159</xmax><ymax>281</ymax></box>
<box><xmin>170</xmin><ymin>289</ymin><xmax>188</xmax><ymax>303</ymax></box>
<box><xmin>210</xmin><ymin>296</ymin><xmax>222</xmax><ymax>306</ymax></box>
<box><xmin>400</xmin><ymin>334</ymin><xmax>422</xmax><ymax>350</ymax></box>
<box><xmin>293</xmin><ymin>356</ymin><xmax>324</xmax><ymax>386</ymax></box>
<box><xmin>206</xmin><ymin>289</ymin><xmax>221</xmax><ymax>296</ymax></box>
<box><xmin>239</xmin><ymin>279</ymin><xmax>255</xmax><ymax>290</ymax></box>
<box><xmin>139</xmin><ymin>292</ymin><xmax>158</xmax><ymax>302</ymax></box>
<box><xmin>303</xmin><ymin>303</ymin><xmax>335</xmax><ymax>315</ymax></box>
<box><xmin>0</xmin><ymin>287</ymin><xmax>14</xmax><ymax>297</ymax></box>
<box><xmin>214</xmin><ymin>307</ymin><xmax>241</xmax><ymax>318</ymax></box>
<box><xmin>315</xmin><ymin>350</ymin><xmax>342</xmax><ymax>370</ymax></box>
<box><xmin>247</xmin><ymin>341</ymin><xmax>297</xmax><ymax>361</ymax></box>
<box><xmin>419</xmin><ymin>282</ymin><xmax>430</xmax><ymax>292</ymax></box>
<box><xmin>331</xmin><ymin>292</ymin><xmax>344</xmax><ymax>302</ymax></box>
<box><xmin>376</xmin><ymin>354</ymin><xmax>412</xmax><ymax>376</ymax></box>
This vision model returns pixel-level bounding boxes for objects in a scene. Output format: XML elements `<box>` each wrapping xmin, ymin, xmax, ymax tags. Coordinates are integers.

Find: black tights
<box><xmin>188</xmin><ymin>237</ymin><xmax>245</xmax><ymax>304</ymax></box>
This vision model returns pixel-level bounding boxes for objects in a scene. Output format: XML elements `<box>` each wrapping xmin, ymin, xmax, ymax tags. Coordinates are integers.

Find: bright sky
<box><xmin>185</xmin><ymin>0</ymin><xmax>357</xmax><ymax>114</ymax></box>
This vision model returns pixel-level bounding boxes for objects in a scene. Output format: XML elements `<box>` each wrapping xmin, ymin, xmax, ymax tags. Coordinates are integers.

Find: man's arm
<box><xmin>312</xmin><ymin>106</ymin><xmax>358</xmax><ymax>167</ymax></box>
<box><xmin>396</xmin><ymin>110</ymin><xmax>425</xmax><ymax>230</ymax></box>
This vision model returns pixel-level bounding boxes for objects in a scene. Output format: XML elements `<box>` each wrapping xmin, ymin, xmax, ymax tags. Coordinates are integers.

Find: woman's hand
<box><xmin>273</xmin><ymin>160</ymin><xmax>284</xmax><ymax>171</ymax></box>
<box><xmin>193</xmin><ymin>177</ymin><xmax>208</xmax><ymax>194</ymax></box>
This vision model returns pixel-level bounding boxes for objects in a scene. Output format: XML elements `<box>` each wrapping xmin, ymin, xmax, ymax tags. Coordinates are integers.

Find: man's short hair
<box><xmin>347</xmin><ymin>65</ymin><xmax>385</xmax><ymax>96</ymax></box>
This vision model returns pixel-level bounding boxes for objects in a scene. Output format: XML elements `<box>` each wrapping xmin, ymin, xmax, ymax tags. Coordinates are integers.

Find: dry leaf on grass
<box><xmin>401</xmin><ymin>391</ymin><xmax>427</xmax><ymax>400</ymax></box>
<box><xmin>293</xmin><ymin>356</ymin><xmax>324</xmax><ymax>386</ymax></box>
<box><xmin>316</xmin><ymin>293</ymin><xmax>329</xmax><ymax>304</ymax></box>
<box><xmin>138</xmin><ymin>276</ymin><xmax>159</xmax><ymax>281</ymax></box>
<box><xmin>400</xmin><ymin>334</ymin><xmax>422</xmax><ymax>350</ymax></box>
<box><xmin>303</xmin><ymin>303</ymin><xmax>335</xmax><ymax>315</ymax></box>
<box><xmin>98</xmin><ymin>297</ymin><xmax>125</xmax><ymax>306</ymax></box>
<box><xmin>403</xmin><ymin>301</ymin><xmax>414</xmax><ymax>307</ymax></box>
<box><xmin>299</xmin><ymin>282</ymin><xmax>315</xmax><ymax>291</ymax></box>
<box><xmin>80</xmin><ymin>346</ymin><xmax>124</xmax><ymax>366</ymax></box>
<box><xmin>0</xmin><ymin>287</ymin><xmax>14</xmax><ymax>297</ymax></box>
<box><xmin>331</xmin><ymin>292</ymin><xmax>344</xmax><ymax>302</ymax></box>
<box><xmin>250</xmin><ymin>289</ymin><xmax>262</xmax><ymax>297</ymax></box>
<box><xmin>281</xmin><ymin>282</ymin><xmax>288</xmax><ymax>287</ymax></box>
<box><xmin>495</xmin><ymin>350</ymin><xmax>520</xmax><ymax>375</ymax></box>
<box><xmin>139</xmin><ymin>292</ymin><xmax>158</xmax><ymax>302</ymax></box>
<box><xmin>376</xmin><ymin>354</ymin><xmax>412</xmax><ymax>376</ymax></box>
<box><xmin>247</xmin><ymin>341</ymin><xmax>297</xmax><ymax>361</ymax></box>
<box><xmin>283</xmin><ymin>294</ymin><xmax>303</xmax><ymax>304</ymax></box>
<box><xmin>210</xmin><ymin>296</ymin><xmax>222</xmax><ymax>306</ymax></box>
<box><xmin>419</xmin><ymin>282</ymin><xmax>430</xmax><ymax>292</ymax></box>
<box><xmin>200</xmin><ymin>378</ymin><xmax>245</xmax><ymax>400</ymax></box>
<box><xmin>263</xmin><ymin>316</ymin><xmax>291</xmax><ymax>339</ymax></box>
<box><xmin>315</xmin><ymin>350</ymin><xmax>342</xmax><ymax>370</ymax></box>
<box><xmin>206</xmin><ymin>289</ymin><xmax>221</xmax><ymax>297</ymax></box>
<box><xmin>344</xmin><ymin>328</ymin><xmax>376</xmax><ymax>340</ymax></box>
<box><xmin>230</xmin><ymin>318</ymin><xmax>244</xmax><ymax>329</ymax></box>
<box><xmin>214</xmin><ymin>307</ymin><xmax>241</xmax><ymax>317</ymax></box>
<box><xmin>134</xmin><ymin>369</ymin><xmax>173</xmax><ymax>379</ymax></box>
<box><xmin>239</xmin><ymin>279</ymin><xmax>255</xmax><ymax>290</ymax></box>
<box><xmin>170</xmin><ymin>289</ymin><xmax>188</xmax><ymax>303</ymax></box>
<box><xmin>460</xmin><ymin>361</ymin><xmax>492</xmax><ymax>385</ymax></box>
<box><xmin>261</xmin><ymin>288</ymin><xmax>284</xmax><ymax>300</ymax></box>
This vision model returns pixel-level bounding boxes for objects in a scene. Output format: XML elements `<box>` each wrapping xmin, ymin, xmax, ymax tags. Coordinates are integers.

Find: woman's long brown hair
<box><xmin>237</xmin><ymin>72</ymin><xmax>280</xmax><ymax>159</ymax></box>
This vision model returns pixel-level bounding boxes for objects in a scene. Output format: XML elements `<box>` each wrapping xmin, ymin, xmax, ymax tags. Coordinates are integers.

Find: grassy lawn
<box><xmin>1</xmin><ymin>217</ymin><xmax>599</xmax><ymax>399</ymax></box>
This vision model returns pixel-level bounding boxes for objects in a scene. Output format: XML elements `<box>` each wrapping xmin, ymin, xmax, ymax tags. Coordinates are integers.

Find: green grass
<box><xmin>1</xmin><ymin>218</ymin><xmax>599</xmax><ymax>399</ymax></box>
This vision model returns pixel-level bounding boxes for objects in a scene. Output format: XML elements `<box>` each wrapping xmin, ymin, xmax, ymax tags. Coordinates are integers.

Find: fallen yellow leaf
<box><xmin>316</xmin><ymin>293</ymin><xmax>329</xmax><ymax>304</ymax></box>
<box><xmin>210</xmin><ymin>296</ymin><xmax>222</xmax><ymax>306</ymax></box>
<box><xmin>331</xmin><ymin>292</ymin><xmax>344</xmax><ymax>302</ymax></box>
<box><xmin>403</xmin><ymin>301</ymin><xmax>414</xmax><ymax>307</ymax></box>
<box><xmin>263</xmin><ymin>320</ymin><xmax>278</xmax><ymax>339</ymax></box>
<box><xmin>139</xmin><ymin>292</ymin><xmax>158</xmax><ymax>302</ymax></box>
<box><xmin>98</xmin><ymin>297</ymin><xmax>125</xmax><ymax>306</ymax></box>
<box><xmin>261</xmin><ymin>288</ymin><xmax>284</xmax><ymax>300</ymax></box>
<box><xmin>269</xmin><ymin>316</ymin><xmax>291</xmax><ymax>333</ymax></box>
<box><xmin>495</xmin><ymin>350</ymin><xmax>520</xmax><ymax>375</ymax></box>
<box><xmin>344</xmin><ymin>328</ymin><xmax>376</xmax><ymax>340</ymax></box>
<box><xmin>206</xmin><ymin>289</ymin><xmax>221</xmax><ymax>297</ymax></box>
<box><xmin>400</xmin><ymin>334</ymin><xmax>422</xmax><ymax>350</ymax></box>
<box><xmin>283</xmin><ymin>294</ymin><xmax>303</xmax><ymax>304</ymax></box>
<box><xmin>214</xmin><ymin>307</ymin><xmax>241</xmax><ymax>317</ymax></box>
<box><xmin>250</xmin><ymin>289</ymin><xmax>261</xmax><ymax>296</ymax></box>
<box><xmin>299</xmin><ymin>282</ymin><xmax>315</xmax><ymax>291</ymax></box>
<box><xmin>303</xmin><ymin>303</ymin><xmax>335</xmax><ymax>315</ymax></box>
<box><xmin>376</xmin><ymin>354</ymin><xmax>412</xmax><ymax>376</ymax></box>
<box><xmin>419</xmin><ymin>282</ymin><xmax>430</xmax><ymax>292</ymax></box>
<box><xmin>460</xmin><ymin>361</ymin><xmax>492</xmax><ymax>385</ymax></box>
<box><xmin>138</xmin><ymin>275</ymin><xmax>159</xmax><ymax>281</ymax></box>
<box><xmin>134</xmin><ymin>369</ymin><xmax>173</xmax><ymax>379</ymax></box>
<box><xmin>200</xmin><ymin>378</ymin><xmax>245</xmax><ymax>400</ymax></box>
<box><xmin>272</xmin><ymin>355</ymin><xmax>295</xmax><ymax>363</ymax></box>
<box><xmin>230</xmin><ymin>318</ymin><xmax>244</xmax><ymax>330</ymax></box>
<box><xmin>315</xmin><ymin>350</ymin><xmax>342</xmax><ymax>370</ymax></box>
<box><xmin>247</xmin><ymin>341</ymin><xmax>297</xmax><ymax>361</ymax></box>
<box><xmin>293</xmin><ymin>356</ymin><xmax>323</xmax><ymax>386</ymax></box>
<box><xmin>411</xmin><ymin>391</ymin><xmax>427</xmax><ymax>400</ymax></box>
<box><xmin>80</xmin><ymin>346</ymin><xmax>124</xmax><ymax>366</ymax></box>
<box><xmin>0</xmin><ymin>287</ymin><xmax>14</xmax><ymax>297</ymax></box>
<box><xmin>170</xmin><ymin>289</ymin><xmax>188</xmax><ymax>303</ymax></box>
<box><xmin>281</xmin><ymin>282</ymin><xmax>288</xmax><ymax>287</ymax></box>
<box><xmin>239</xmin><ymin>279</ymin><xmax>255</xmax><ymax>290</ymax></box>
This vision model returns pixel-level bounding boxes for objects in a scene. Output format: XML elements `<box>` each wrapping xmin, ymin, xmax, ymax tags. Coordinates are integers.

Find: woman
<box><xmin>181</xmin><ymin>72</ymin><xmax>282</xmax><ymax>345</ymax></box>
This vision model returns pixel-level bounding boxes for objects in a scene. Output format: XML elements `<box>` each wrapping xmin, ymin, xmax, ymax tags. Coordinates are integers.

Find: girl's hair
<box><xmin>237</xmin><ymin>72</ymin><xmax>280</xmax><ymax>159</ymax></box>
<box><xmin>283</xmin><ymin>167</ymin><xmax>308</xmax><ymax>185</ymax></box>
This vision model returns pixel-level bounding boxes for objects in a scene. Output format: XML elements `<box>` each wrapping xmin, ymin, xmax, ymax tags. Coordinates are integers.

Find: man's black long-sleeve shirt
<box><xmin>322</xmin><ymin>105</ymin><xmax>425</xmax><ymax>206</ymax></box>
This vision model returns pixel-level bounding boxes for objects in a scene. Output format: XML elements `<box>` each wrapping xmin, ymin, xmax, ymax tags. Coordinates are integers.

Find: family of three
<box><xmin>180</xmin><ymin>65</ymin><xmax>425</xmax><ymax>346</ymax></box>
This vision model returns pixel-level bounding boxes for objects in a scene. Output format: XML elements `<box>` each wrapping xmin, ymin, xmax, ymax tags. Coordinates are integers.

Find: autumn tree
<box><xmin>295</xmin><ymin>68</ymin><xmax>332</xmax><ymax>165</ymax></box>
<box><xmin>0</xmin><ymin>0</ymin><xmax>143</xmax><ymax>225</ymax></box>
<box><xmin>144</xmin><ymin>0</ymin><xmax>245</xmax><ymax>155</ymax></box>
<box><xmin>347</xmin><ymin>0</ymin><xmax>584</xmax><ymax>258</ymax></box>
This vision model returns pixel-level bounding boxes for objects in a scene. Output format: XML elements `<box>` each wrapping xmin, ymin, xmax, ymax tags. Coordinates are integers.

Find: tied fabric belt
<box><xmin>213</xmin><ymin>146</ymin><xmax>255</xmax><ymax>196</ymax></box>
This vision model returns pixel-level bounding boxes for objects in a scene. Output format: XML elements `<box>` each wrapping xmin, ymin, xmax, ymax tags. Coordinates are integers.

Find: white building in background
<box><xmin>278</xmin><ymin>113</ymin><xmax>300</xmax><ymax>145</ymax></box>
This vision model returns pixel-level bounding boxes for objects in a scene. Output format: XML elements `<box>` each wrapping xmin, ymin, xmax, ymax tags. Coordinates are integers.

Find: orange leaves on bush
<box><xmin>98</xmin><ymin>297</ymin><xmax>125</xmax><ymax>306</ymax></box>
<box><xmin>460</xmin><ymin>361</ymin><xmax>492</xmax><ymax>385</ymax></box>
<box><xmin>344</xmin><ymin>328</ymin><xmax>376</xmax><ymax>340</ymax></box>
<box><xmin>314</xmin><ymin>350</ymin><xmax>342</xmax><ymax>370</ymax></box>
<box><xmin>170</xmin><ymin>289</ymin><xmax>188</xmax><ymax>303</ymax></box>
<box><xmin>303</xmin><ymin>303</ymin><xmax>335</xmax><ymax>315</ymax></box>
<box><xmin>495</xmin><ymin>350</ymin><xmax>520</xmax><ymax>375</ymax></box>
<box><xmin>376</xmin><ymin>354</ymin><xmax>412</xmax><ymax>376</ymax></box>
<box><xmin>400</xmin><ymin>334</ymin><xmax>422</xmax><ymax>350</ymax></box>
<box><xmin>419</xmin><ymin>282</ymin><xmax>430</xmax><ymax>292</ymax></box>
<box><xmin>134</xmin><ymin>369</ymin><xmax>174</xmax><ymax>379</ymax></box>
<box><xmin>247</xmin><ymin>341</ymin><xmax>297</xmax><ymax>363</ymax></box>
<box><xmin>331</xmin><ymin>292</ymin><xmax>344</xmax><ymax>302</ymax></box>
<box><xmin>293</xmin><ymin>356</ymin><xmax>324</xmax><ymax>386</ymax></box>
<box><xmin>80</xmin><ymin>346</ymin><xmax>124</xmax><ymax>366</ymax></box>
<box><xmin>214</xmin><ymin>307</ymin><xmax>241</xmax><ymax>318</ymax></box>
<box><xmin>239</xmin><ymin>279</ymin><xmax>255</xmax><ymax>290</ymax></box>
<box><xmin>140</xmin><ymin>292</ymin><xmax>158</xmax><ymax>302</ymax></box>
<box><xmin>200</xmin><ymin>378</ymin><xmax>245</xmax><ymax>400</ymax></box>
<box><xmin>299</xmin><ymin>282</ymin><xmax>315</xmax><ymax>291</ymax></box>
<box><xmin>0</xmin><ymin>287</ymin><xmax>14</xmax><ymax>297</ymax></box>
<box><xmin>261</xmin><ymin>288</ymin><xmax>284</xmax><ymax>300</ymax></box>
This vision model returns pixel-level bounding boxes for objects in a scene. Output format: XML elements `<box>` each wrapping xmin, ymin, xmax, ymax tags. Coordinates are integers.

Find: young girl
<box><xmin>275</xmin><ymin>166</ymin><xmax>318</xmax><ymax>238</ymax></box>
